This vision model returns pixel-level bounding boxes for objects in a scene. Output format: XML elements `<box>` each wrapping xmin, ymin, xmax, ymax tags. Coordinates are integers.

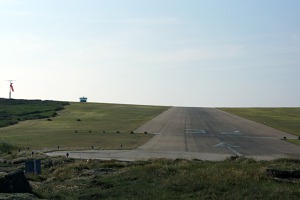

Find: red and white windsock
<box><xmin>10</xmin><ymin>83</ymin><xmax>14</xmax><ymax>92</ymax></box>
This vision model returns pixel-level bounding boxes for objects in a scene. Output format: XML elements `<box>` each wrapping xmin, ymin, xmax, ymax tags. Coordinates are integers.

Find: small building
<box><xmin>79</xmin><ymin>97</ymin><xmax>88</xmax><ymax>102</ymax></box>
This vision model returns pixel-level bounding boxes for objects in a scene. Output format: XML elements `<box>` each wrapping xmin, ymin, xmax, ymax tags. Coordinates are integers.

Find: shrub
<box><xmin>0</xmin><ymin>141</ymin><xmax>14</xmax><ymax>154</ymax></box>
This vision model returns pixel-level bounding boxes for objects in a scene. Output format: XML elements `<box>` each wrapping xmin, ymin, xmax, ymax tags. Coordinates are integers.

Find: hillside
<box><xmin>0</xmin><ymin>98</ymin><xmax>69</xmax><ymax>128</ymax></box>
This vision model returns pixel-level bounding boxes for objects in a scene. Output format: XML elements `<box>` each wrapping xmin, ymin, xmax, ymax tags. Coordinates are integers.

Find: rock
<box><xmin>0</xmin><ymin>170</ymin><xmax>32</xmax><ymax>193</ymax></box>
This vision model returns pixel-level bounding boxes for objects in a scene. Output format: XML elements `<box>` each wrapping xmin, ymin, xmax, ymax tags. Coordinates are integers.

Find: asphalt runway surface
<box><xmin>48</xmin><ymin>107</ymin><xmax>300</xmax><ymax>161</ymax></box>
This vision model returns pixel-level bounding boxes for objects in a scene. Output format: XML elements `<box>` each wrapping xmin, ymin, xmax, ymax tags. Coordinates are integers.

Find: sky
<box><xmin>0</xmin><ymin>0</ymin><xmax>299</xmax><ymax>107</ymax></box>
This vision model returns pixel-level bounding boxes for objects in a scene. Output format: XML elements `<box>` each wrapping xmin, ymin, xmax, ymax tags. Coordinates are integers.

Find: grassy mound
<box><xmin>28</xmin><ymin>157</ymin><xmax>300</xmax><ymax>200</ymax></box>
<box><xmin>0</xmin><ymin>98</ymin><xmax>69</xmax><ymax>128</ymax></box>
<box><xmin>1</xmin><ymin>151</ymin><xmax>299</xmax><ymax>199</ymax></box>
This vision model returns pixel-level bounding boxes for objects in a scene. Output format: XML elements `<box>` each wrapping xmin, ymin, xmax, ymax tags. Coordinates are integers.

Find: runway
<box><xmin>47</xmin><ymin>107</ymin><xmax>300</xmax><ymax>161</ymax></box>
<box><xmin>135</xmin><ymin>107</ymin><xmax>300</xmax><ymax>159</ymax></box>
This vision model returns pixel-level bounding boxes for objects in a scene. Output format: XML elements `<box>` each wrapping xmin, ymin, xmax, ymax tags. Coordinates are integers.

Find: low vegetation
<box><xmin>220</xmin><ymin>108</ymin><xmax>300</xmax><ymax>136</ymax></box>
<box><xmin>0</xmin><ymin>141</ymin><xmax>15</xmax><ymax>154</ymax></box>
<box><xmin>2</xmin><ymin>150</ymin><xmax>300</xmax><ymax>200</ymax></box>
<box><xmin>0</xmin><ymin>98</ymin><xmax>69</xmax><ymax>128</ymax></box>
<box><xmin>288</xmin><ymin>139</ymin><xmax>300</xmax><ymax>146</ymax></box>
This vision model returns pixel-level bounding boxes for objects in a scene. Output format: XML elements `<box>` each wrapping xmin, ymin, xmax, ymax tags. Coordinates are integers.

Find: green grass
<box><xmin>220</xmin><ymin>108</ymin><xmax>300</xmax><ymax>136</ymax></box>
<box><xmin>0</xmin><ymin>98</ymin><xmax>68</xmax><ymax>127</ymax></box>
<box><xmin>288</xmin><ymin>139</ymin><xmax>300</xmax><ymax>146</ymax></box>
<box><xmin>0</xmin><ymin>102</ymin><xmax>169</xmax><ymax>149</ymax></box>
<box><xmin>27</xmin><ymin>156</ymin><xmax>300</xmax><ymax>200</ymax></box>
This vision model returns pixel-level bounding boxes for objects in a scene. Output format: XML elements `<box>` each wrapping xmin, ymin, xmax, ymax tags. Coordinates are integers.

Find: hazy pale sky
<box><xmin>0</xmin><ymin>0</ymin><xmax>299</xmax><ymax>107</ymax></box>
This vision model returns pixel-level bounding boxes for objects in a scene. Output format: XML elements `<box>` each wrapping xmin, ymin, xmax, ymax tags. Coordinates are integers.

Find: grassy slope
<box><xmin>28</xmin><ymin>157</ymin><xmax>300</xmax><ymax>200</ymax></box>
<box><xmin>220</xmin><ymin>108</ymin><xmax>300</xmax><ymax>136</ymax></box>
<box><xmin>0</xmin><ymin>102</ymin><xmax>169</xmax><ymax>149</ymax></box>
<box><xmin>0</xmin><ymin>98</ymin><xmax>68</xmax><ymax>127</ymax></box>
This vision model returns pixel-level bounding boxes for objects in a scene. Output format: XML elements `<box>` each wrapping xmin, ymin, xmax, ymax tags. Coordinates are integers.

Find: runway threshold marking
<box><xmin>221</xmin><ymin>130</ymin><xmax>242</xmax><ymax>135</ymax></box>
<box><xmin>185</xmin><ymin>129</ymin><xmax>207</xmax><ymax>134</ymax></box>
<box><xmin>214</xmin><ymin>142</ymin><xmax>244</xmax><ymax>157</ymax></box>
<box><xmin>220</xmin><ymin>131</ymin><xmax>279</xmax><ymax>140</ymax></box>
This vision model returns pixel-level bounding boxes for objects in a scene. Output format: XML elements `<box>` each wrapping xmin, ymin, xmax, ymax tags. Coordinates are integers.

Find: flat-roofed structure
<box><xmin>79</xmin><ymin>97</ymin><xmax>87</xmax><ymax>102</ymax></box>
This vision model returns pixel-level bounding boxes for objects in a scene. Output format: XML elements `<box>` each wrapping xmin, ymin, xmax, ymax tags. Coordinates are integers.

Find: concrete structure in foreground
<box><xmin>47</xmin><ymin>149</ymin><xmax>293</xmax><ymax>162</ymax></box>
<box><xmin>47</xmin><ymin>107</ymin><xmax>300</xmax><ymax>161</ymax></box>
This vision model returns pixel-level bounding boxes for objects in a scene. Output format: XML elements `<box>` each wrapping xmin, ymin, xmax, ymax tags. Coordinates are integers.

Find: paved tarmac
<box><xmin>136</xmin><ymin>107</ymin><xmax>300</xmax><ymax>159</ymax></box>
<box><xmin>47</xmin><ymin>107</ymin><xmax>300</xmax><ymax>161</ymax></box>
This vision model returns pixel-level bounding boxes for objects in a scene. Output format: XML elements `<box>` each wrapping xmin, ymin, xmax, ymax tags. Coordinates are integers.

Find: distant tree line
<box><xmin>0</xmin><ymin>98</ymin><xmax>69</xmax><ymax>127</ymax></box>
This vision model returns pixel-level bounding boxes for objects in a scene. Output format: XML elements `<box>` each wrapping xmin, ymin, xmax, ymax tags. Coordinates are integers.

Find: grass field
<box><xmin>288</xmin><ymin>139</ymin><xmax>300</xmax><ymax>146</ymax></box>
<box><xmin>0</xmin><ymin>102</ymin><xmax>169</xmax><ymax>150</ymax></box>
<box><xmin>220</xmin><ymin>108</ymin><xmax>300</xmax><ymax>136</ymax></box>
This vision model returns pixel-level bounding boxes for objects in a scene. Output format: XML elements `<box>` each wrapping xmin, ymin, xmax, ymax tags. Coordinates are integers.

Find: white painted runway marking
<box><xmin>214</xmin><ymin>142</ymin><xmax>243</xmax><ymax>156</ymax></box>
<box><xmin>221</xmin><ymin>130</ymin><xmax>242</xmax><ymax>135</ymax></box>
<box><xmin>185</xmin><ymin>129</ymin><xmax>206</xmax><ymax>134</ymax></box>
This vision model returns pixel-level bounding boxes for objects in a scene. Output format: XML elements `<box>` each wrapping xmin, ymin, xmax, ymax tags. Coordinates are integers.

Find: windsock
<box><xmin>10</xmin><ymin>83</ymin><xmax>14</xmax><ymax>92</ymax></box>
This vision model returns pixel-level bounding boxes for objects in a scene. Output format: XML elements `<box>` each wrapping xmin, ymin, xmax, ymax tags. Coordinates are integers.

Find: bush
<box><xmin>0</xmin><ymin>141</ymin><xmax>14</xmax><ymax>154</ymax></box>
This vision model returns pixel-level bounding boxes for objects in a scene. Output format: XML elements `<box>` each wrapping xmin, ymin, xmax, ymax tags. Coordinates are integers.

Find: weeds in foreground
<box><xmin>27</xmin><ymin>157</ymin><xmax>300</xmax><ymax>200</ymax></box>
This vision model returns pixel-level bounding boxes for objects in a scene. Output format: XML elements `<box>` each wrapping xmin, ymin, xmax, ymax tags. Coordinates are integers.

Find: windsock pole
<box><xmin>6</xmin><ymin>80</ymin><xmax>15</xmax><ymax>99</ymax></box>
